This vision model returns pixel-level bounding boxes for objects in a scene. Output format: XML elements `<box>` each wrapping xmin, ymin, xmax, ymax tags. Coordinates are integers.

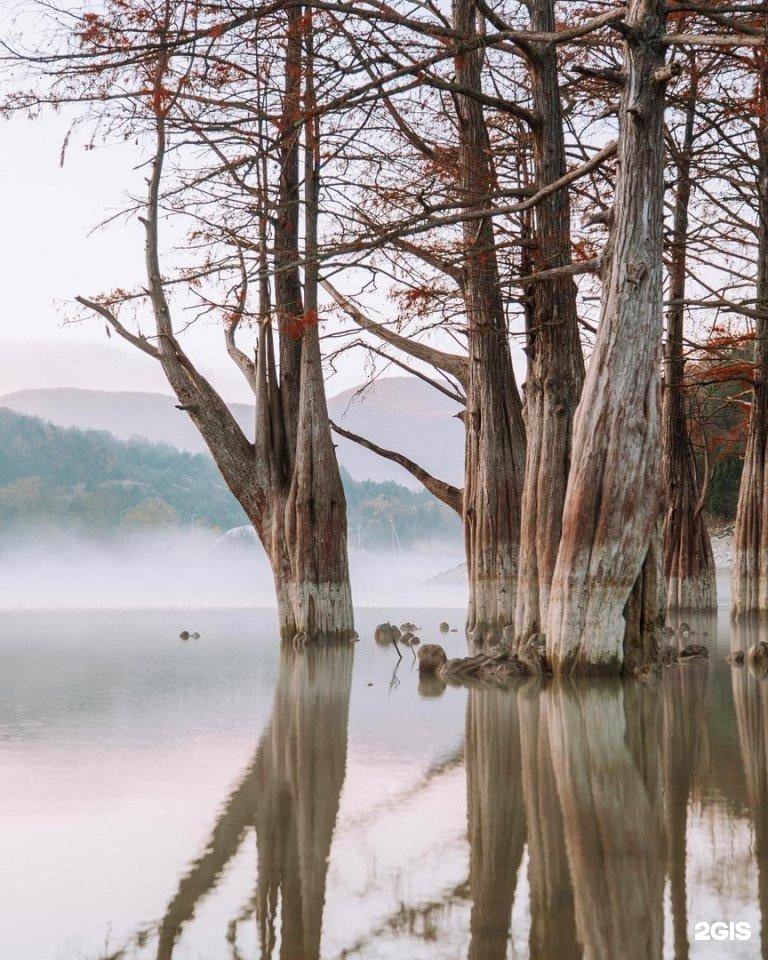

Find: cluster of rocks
<box><xmin>418</xmin><ymin>635</ymin><xmax>548</xmax><ymax>685</ymax></box>
<box><xmin>656</xmin><ymin>623</ymin><xmax>710</xmax><ymax>666</ymax></box>
<box><xmin>374</xmin><ymin>621</ymin><xmax>421</xmax><ymax>646</ymax></box>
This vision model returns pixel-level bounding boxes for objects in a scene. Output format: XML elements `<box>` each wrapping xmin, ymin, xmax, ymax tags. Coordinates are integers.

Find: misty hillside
<box><xmin>0</xmin><ymin>408</ymin><xmax>460</xmax><ymax>546</ymax></box>
<box><xmin>0</xmin><ymin>376</ymin><xmax>464</xmax><ymax>487</ymax></box>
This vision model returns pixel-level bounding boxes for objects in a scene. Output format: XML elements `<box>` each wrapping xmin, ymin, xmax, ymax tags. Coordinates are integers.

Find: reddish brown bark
<box><xmin>662</xmin><ymin>67</ymin><xmax>717</xmax><ymax>612</ymax></box>
<box><xmin>453</xmin><ymin>0</ymin><xmax>527</xmax><ymax>640</ymax></box>
<box><xmin>81</xmin><ymin>21</ymin><xmax>354</xmax><ymax>642</ymax></box>
<box><xmin>732</xmin><ymin>79</ymin><xmax>768</xmax><ymax>615</ymax></box>
<box><xmin>546</xmin><ymin>0</ymin><xmax>668</xmax><ymax>674</ymax></box>
<box><xmin>515</xmin><ymin>0</ymin><xmax>585</xmax><ymax>644</ymax></box>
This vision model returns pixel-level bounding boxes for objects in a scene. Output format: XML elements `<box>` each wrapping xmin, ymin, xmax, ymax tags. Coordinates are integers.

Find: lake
<box><xmin>2</xmin><ymin>602</ymin><xmax>766</xmax><ymax>959</ymax></box>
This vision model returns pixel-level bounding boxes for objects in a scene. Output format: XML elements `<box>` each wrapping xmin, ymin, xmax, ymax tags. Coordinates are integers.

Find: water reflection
<box><xmin>546</xmin><ymin>682</ymin><xmax>665</xmax><ymax>959</ymax></box>
<box><xmin>148</xmin><ymin>640</ymin><xmax>761</xmax><ymax>959</ymax></box>
<box><xmin>16</xmin><ymin>609</ymin><xmax>768</xmax><ymax>959</ymax></box>
<box><xmin>663</xmin><ymin>649</ymin><xmax>710</xmax><ymax>959</ymax></box>
<box><xmin>156</xmin><ymin>641</ymin><xmax>353</xmax><ymax>960</ymax></box>
<box><xmin>518</xmin><ymin>683</ymin><xmax>579</xmax><ymax>960</ymax></box>
<box><xmin>732</xmin><ymin>616</ymin><xmax>768</xmax><ymax>958</ymax></box>
<box><xmin>465</xmin><ymin>686</ymin><xmax>526</xmax><ymax>959</ymax></box>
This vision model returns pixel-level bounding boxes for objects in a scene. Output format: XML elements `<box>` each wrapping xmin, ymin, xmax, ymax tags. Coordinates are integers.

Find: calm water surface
<box><xmin>2</xmin><ymin>606</ymin><xmax>767</xmax><ymax>959</ymax></box>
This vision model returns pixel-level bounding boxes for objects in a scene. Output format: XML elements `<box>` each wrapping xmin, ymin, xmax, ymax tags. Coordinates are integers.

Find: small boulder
<box><xmin>374</xmin><ymin>622</ymin><xmax>401</xmax><ymax>645</ymax></box>
<box><xmin>439</xmin><ymin>621</ymin><xmax>450</xmax><ymax>633</ymax></box>
<box><xmin>418</xmin><ymin>644</ymin><xmax>448</xmax><ymax>675</ymax></box>
<box><xmin>179</xmin><ymin>631</ymin><xmax>190</xmax><ymax>641</ymax></box>
<box><xmin>748</xmin><ymin>641</ymin><xmax>768</xmax><ymax>673</ymax></box>
<box><xmin>726</xmin><ymin>650</ymin><xmax>746</xmax><ymax>666</ymax></box>
<box><xmin>680</xmin><ymin>642</ymin><xmax>709</xmax><ymax>660</ymax></box>
<box><xmin>418</xmin><ymin>674</ymin><xmax>447</xmax><ymax>698</ymax></box>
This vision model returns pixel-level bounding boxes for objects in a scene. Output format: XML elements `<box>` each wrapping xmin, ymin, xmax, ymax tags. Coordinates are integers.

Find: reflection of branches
<box><xmin>149</xmin><ymin>643</ymin><xmax>355</xmax><ymax>960</ymax></box>
<box><xmin>331</xmin><ymin>878</ymin><xmax>471</xmax><ymax>960</ymax></box>
<box><xmin>341</xmin><ymin>747</ymin><xmax>464</xmax><ymax>832</ymax></box>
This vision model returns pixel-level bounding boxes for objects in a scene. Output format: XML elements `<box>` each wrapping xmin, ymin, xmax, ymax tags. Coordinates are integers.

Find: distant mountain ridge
<box><xmin>0</xmin><ymin>376</ymin><xmax>464</xmax><ymax>487</ymax></box>
<box><xmin>0</xmin><ymin>408</ymin><xmax>460</xmax><ymax>545</ymax></box>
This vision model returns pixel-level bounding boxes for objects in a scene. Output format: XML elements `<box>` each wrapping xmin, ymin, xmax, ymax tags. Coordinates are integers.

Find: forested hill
<box><xmin>0</xmin><ymin>408</ymin><xmax>460</xmax><ymax>546</ymax></box>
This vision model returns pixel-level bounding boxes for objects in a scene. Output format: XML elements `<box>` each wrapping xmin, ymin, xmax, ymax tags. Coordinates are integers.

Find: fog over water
<box><xmin>0</xmin><ymin>529</ymin><xmax>468</xmax><ymax>611</ymax></box>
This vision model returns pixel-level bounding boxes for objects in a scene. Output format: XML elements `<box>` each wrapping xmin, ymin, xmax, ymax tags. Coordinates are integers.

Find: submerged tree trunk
<box><xmin>453</xmin><ymin>0</ymin><xmax>527</xmax><ymax>641</ymax></box>
<box><xmin>514</xmin><ymin>0</ymin><xmax>585</xmax><ymax>645</ymax></box>
<box><xmin>732</xmin><ymin>107</ymin><xmax>768</xmax><ymax>615</ymax></box>
<box><xmin>662</xmin><ymin>67</ymin><xmax>717</xmax><ymax>612</ymax></box>
<box><xmin>80</xmin><ymin>22</ymin><xmax>354</xmax><ymax>642</ymax></box>
<box><xmin>278</xmin><ymin>15</ymin><xmax>353</xmax><ymax>640</ymax></box>
<box><xmin>546</xmin><ymin>0</ymin><xmax>667</xmax><ymax>674</ymax></box>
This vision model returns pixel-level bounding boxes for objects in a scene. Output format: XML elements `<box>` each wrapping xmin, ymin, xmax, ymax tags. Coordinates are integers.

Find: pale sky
<box><xmin>0</xmin><ymin>2</ymin><xmax>529</xmax><ymax>406</ymax></box>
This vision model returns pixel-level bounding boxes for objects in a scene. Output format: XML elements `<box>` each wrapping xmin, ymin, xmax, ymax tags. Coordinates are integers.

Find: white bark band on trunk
<box><xmin>276</xmin><ymin>580</ymin><xmax>355</xmax><ymax>642</ymax></box>
<box><xmin>666</xmin><ymin>571</ymin><xmax>717</xmax><ymax>613</ymax></box>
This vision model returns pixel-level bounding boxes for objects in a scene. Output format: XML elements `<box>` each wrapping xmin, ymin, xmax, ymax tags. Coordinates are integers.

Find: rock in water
<box><xmin>748</xmin><ymin>641</ymin><xmax>768</xmax><ymax>673</ymax></box>
<box><xmin>439</xmin><ymin>621</ymin><xmax>450</xmax><ymax>633</ymax></box>
<box><xmin>418</xmin><ymin>644</ymin><xmax>448</xmax><ymax>675</ymax></box>
<box><xmin>726</xmin><ymin>650</ymin><xmax>746</xmax><ymax>666</ymax></box>
<box><xmin>680</xmin><ymin>643</ymin><xmax>709</xmax><ymax>663</ymax></box>
<box><xmin>374</xmin><ymin>622</ymin><xmax>402</xmax><ymax>645</ymax></box>
<box><xmin>179</xmin><ymin>631</ymin><xmax>190</xmax><ymax>640</ymax></box>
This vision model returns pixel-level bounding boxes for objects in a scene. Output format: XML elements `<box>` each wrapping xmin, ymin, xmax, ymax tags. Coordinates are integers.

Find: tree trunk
<box><xmin>515</xmin><ymin>0</ymin><xmax>585</xmax><ymax>646</ymax></box>
<box><xmin>453</xmin><ymin>0</ymin><xmax>527</xmax><ymax>641</ymax></box>
<box><xmin>662</xmin><ymin>67</ymin><xmax>717</xmax><ymax>612</ymax></box>
<box><xmin>546</xmin><ymin>0</ymin><xmax>667</xmax><ymax>675</ymax></box>
<box><xmin>732</xmin><ymin>114</ymin><xmax>768</xmax><ymax>614</ymax></box>
<box><xmin>265</xmin><ymin>7</ymin><xmax>353</xmax><ymax>640</ymax></box>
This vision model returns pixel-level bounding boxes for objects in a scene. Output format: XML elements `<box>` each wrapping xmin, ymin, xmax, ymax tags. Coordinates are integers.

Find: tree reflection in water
<box><xmin>138</xmin><ymin>623</ymin><xmax>768</xmax><ymax>960</ymax></box>
<box><xmin>732</xmin><ymin>615</ymin><xmax>768</xmax><ymax>960</ymax></box>
<box><xmin>155</xmin><ymin>641</ymin><xmax>353</xmax><ymax>960</ymax></box>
